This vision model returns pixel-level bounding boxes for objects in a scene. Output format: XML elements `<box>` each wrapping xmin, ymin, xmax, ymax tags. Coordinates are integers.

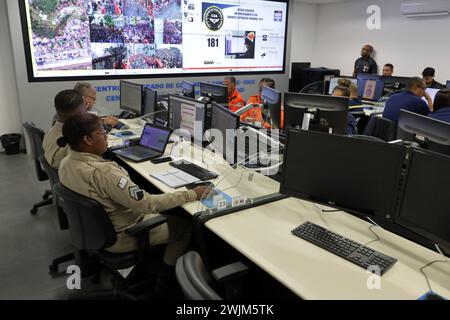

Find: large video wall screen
<box><xmin>19</xmin><ymin>0</ymin><xmax>288</xmax><ymax>81</ymax></box>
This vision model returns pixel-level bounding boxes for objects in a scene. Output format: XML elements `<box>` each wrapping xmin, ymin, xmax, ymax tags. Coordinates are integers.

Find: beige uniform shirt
<box><xmin>59</xmin><ymin>149</ymin><xmax>197</xmax><ymax>252</ymax></box>
<box><xmin>42</xmin><ymin>121</ymin><xmax>68</xmax><ymax>169</ymax></box>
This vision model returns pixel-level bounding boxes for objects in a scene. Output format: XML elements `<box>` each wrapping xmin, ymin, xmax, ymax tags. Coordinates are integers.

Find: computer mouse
<box><xmin>186</xmin><ymin>181</ymin><xmax>214</xmax><ymax>189</ymax></box>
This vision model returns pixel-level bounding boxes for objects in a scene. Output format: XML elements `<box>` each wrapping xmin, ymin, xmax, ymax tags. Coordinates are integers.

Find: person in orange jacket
<box><xmin>224</xmin><ymin>76</ymin><xmax>245</xmax><ymax>113</ymax></box>
<box><xmin>242</xmin><ymin>78</ymin><xmax>275</xmax><ymax>125</ymax></box>
<box><xmin>242</xmin><ymin>78</ymin><xmax>284</xmax><ymax>129</ymax></box>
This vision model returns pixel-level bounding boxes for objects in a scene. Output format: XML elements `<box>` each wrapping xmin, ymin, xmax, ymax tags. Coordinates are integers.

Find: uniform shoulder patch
<box><xmin>117</xmin><ymin>177</ymin><xmax>128</xmax><ymax>190</ymax></box>
<box><xmin>129</xmin><ymin>186</ymin><xmax>144</xmax><ymax>201</ymax></box>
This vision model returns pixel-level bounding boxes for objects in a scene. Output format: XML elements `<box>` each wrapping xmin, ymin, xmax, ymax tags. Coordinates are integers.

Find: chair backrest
<box><xmin>39</xmin><ymin>154</ymin><xmax>60</xmax><ymax>187</ymax></box>
<box><xmin>351</xmin><ymin>135</ymin><xmax>385</xmax><ymax>143</ymax></box>
<box><xmin>175</xmin><ymin>251</ymin><xmax>222</xmax><ymax>300</ymax></box>
<box><xmin>52</xmin><ymin>183</ymin><xmax>117</xmax><ymax>250</ymax></box>
<box><xmin>22</xmin><ymin>122</ymin><xmax>48</xmax><ymax>181</ymax></box>
<box><xmin>363</xmin><ymin>115</ymin><xmax>397</xmax><ymax>142</ymax></box>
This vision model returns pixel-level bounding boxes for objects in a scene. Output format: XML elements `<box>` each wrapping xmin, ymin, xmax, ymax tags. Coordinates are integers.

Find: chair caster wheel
<box><xmin>30</xmin><ymin>208</ymin><xmax>38</xmax><ymax>215</ymax></box>
<box><xmin>43</xmin><ymin>193</ymin><xmax>50</xmax><ymax>200</ymax></box>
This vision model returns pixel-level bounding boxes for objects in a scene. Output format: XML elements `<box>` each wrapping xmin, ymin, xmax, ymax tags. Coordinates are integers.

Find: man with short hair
<box><xmin>382</xmin><ymin>77</ymin><xmax>433</xmax><ymax>125</ymax></box>
<box><xmin>382</xmin><ymin>63</ymin><xmax>394</xmax><ymax>77</ymax></box>
<box><xmin>43</xmin><ymin>90</ymin><xmax>86</xmax><ymax>169</ymax></box>
<box><xmin>353</xmin><ymin>44</ymin><xmax>378</xmax><ymax>77</ymax></box>
<box><xmin>224</xmin><ymin>76</ymin><xmax>245</xmax><ymax>113</ymax></box>
<box><xmin>422</xmin><ymin>67</ymin><xmax>446</xmax><ymax>89</ymax></box>
<box><xmin>73</xmin><ymin>82</ymin><xmax>119</xmax><ymax>127</ymax></box>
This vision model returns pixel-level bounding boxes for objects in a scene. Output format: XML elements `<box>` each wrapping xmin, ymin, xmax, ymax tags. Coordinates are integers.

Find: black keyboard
<box><xmin>292</xmin><ymin>222</ymin><xmax>397</xmax><ymax>275</ymax></box>
<box><xmin>169</xmin><ymin>160</ymin><xmax>218</xmax><ymax>181</ymax></box>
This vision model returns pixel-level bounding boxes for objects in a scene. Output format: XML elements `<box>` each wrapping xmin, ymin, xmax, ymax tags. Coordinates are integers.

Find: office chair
<box><xmin>299</xmin><ymin>81</ymin><xmax>324</xmax><ymax>95</ymax></box>
<box><xmin>22</xmin><ymin>122</ymin><xmax>52</xmax><ymax>214</ymax></box>
<box><xmin>38</xmin><ymin>154</ymin><xmax>74</xmax><ymax>273</ymax></box>
<box><xmin>363</xmin><ymin>115</ymin><xmax>397</xmax><ymax>142</ymax></box>
<box><xmin>175</xmin><ymin>251</ymin><xmax>248</xmax><ymax>300</ymax></box>
<box><xmin>53</xmin><ymin>182</ymin><xmax>167</xmax><ymax>299</ymax></box>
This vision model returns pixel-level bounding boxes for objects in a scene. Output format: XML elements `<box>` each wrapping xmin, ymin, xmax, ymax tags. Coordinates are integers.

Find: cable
<box><xmin>419</xmin><ymin>244</ymin><xmax>449</xmax><ymax>294</ymax></box>
<box><xmin>362</xmin><ymin>217</ymin><xmax>381</xmax><ymax>247</ymax></box>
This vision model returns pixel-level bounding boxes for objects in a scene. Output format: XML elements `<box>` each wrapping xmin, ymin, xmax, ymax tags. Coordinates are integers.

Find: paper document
<box><xmin>151</xmin><ymin>169</ymin><xmax>199</xmax><ymax>188</ymax></box>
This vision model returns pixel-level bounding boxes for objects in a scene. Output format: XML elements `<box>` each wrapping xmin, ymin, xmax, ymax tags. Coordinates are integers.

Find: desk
<box><xmin>108</xmin><ymin>120</ymin><xmax>450</xmax><ymax>300</ymax></box>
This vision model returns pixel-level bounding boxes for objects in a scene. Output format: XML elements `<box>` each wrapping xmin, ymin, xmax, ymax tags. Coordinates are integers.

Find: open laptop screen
<box><xmin>140</xmin><ymin>124</ymin><xmax>171</xmax><ymax>153</ymax></box>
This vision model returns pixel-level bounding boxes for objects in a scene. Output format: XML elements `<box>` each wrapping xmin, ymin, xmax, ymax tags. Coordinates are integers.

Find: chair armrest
<box><xmin>211</xmin><ymin>262</ymin><xmax>249</xmax><ymax>284</ymax></box>
<box><xmin>125</xmin><ymin>216</ymin><xmax>167</xmax><ymax>238</ymax></box>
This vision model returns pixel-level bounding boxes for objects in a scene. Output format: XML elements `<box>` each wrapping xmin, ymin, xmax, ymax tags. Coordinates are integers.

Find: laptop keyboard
<box><xmin>126</xmin><ymin>146</ymin><xmax>157</xmax><ymax>158</ymax></box>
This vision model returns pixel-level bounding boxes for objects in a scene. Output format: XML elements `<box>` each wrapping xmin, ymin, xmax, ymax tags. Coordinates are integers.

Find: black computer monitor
<box><xmin>381</xmin><ymin>76</ymin><xmax>411</xmax><ymax>90</ymax></box>
<box><xmin>280</xmin><ymin>130</ymin><xmax>407</xmax><ymax>220</ymax></box>
<box><xmin>120</xmin><ymin>80</ymin><xmax>143</xmax><ymax>115</ymax></box>
<box><xmin>168</xmin><ymin>95</ymin><xmax>207</xmax><ymax>145</ymax></box>
<box><xmin>261</xmin><ymin>86</ymin><xmax>282</xmax><ymax>129</ymax></box>
<box><xmin>395</xmin><ymin>149</ymin><xmax>450</xmax><ymax>251</ymax></box>
<box><xmin>199</xmin><ymin>82</ymin><xmax>228</xmax><ymax>104</ymax></box>
<box><xmin>143</xmin><ymin>87</ymin><xmax>167</xmax><ymax>126</ymax></box>
<box><xmin>356</xmin><ymin>73</ymin><xmax>381</xmax><ymax>81</ymax></box>
<box><xmin>209</xmin><ymin>102</ymin><xmax>240</xmax><ymax>164</ymax></box>
<box><xmin>357</xmin><ymin>79</ymin><xmax>384</xmax><ymax>101</ymax></box>
<box><xmin>397</xmin><ymin>110</ymin><xmax>450</xmax><ymax>156</ymax></box>
<box><xmin>446</xmin><ymin>80</ymin><xmax>450</xmax><ymax>88</ymax></box>
<box><xmin>283</xmin><ymin>93</ymin><xmax>349</xmax><ymax>135</ymax></box>
<box><xmin>181</xmin><ymin>80</ymin><xmax>195</xmax><ymax>99</ymax></box>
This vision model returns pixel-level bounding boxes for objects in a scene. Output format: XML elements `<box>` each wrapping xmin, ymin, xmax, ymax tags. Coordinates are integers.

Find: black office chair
<box><xmin>38</xmin><ymin>154</ymin><xmax>74</xmax><ymax>273</ymax></box>
<box><xmin>175</xmin><ymin>251</ymin><xmax>248</xmax><ymax>300</ymax></box>
<box><xmin>22</xmin><ymin>122</ymin><xmax>52</xmax><ymax>214</ymax></box>
<box><xmin>299</xmin><ymin>81</ymin><xmax>324</xmax><ymax>95</ymax></box>
<box><xmin>363</xmin><ymin>115</ymin><xmax>397</xmax><ymax>142</ymax></box>
<box><xmin>53</xmin><ymin>182</ymin><xmax>167</xmax><ymax>299</ymax></box>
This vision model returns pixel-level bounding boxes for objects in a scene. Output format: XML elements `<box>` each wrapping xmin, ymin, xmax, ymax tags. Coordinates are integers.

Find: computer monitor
<box><xmin>356</xmin><ymin>73</ymin><xmax>380</xmax><ymax>81</ymax></box>
<box><xmin>199</xmin><ymin>82</ymin><xmax>228</xmax><ymax>104</ymax></box>
<box><xmin>143</xmin><ymin>87</ymin><xmax>167</xmax><ymax>126</ymax></box>
<box><xmin>357</xmin><ymin>79</ymin><xmax>384</xmax><ymax>101</ymax></box>
<box><xmin>397</xmin><ymin>110</ymin><xmax>450</xmax><ymax>156</ymax></box>
<box><xmin>381</xmin><ymin>76</ymin><xmax>411</xmax><ymax>90</ymax></box>
<box><xmin>327</xmin><ymin>77</ymin><xmax>358</xmax><ymax>95</ymax></box>
<box><xmin>283</xmin><ymin>93</ymin><xmax>349</xmax><ymax>135</ymax></box>
<box><xmin>280</xmin><ymin>130</ymin><xmax>407</xmax><ymax>220</ymax></box>
<box><xmin>395</xmin><ymin>149</ymin><xmax>450</xmax><ymax>251</ymax></box>
<box><xmin>181</xmin><ymin>80</ymin><xmax>195</xmax><ymax>99</ymax></box>
<box><xmin>120</xmin><ymin>80</ymin><xmax>143</xmax><ymax>115</ymax></box>
<box><xmin>261</xmin><ymin>86</ymin><xmax>282</xmax><ymax>129</ymax></box>
<box><xmin>446</xmin><ymin>80</ymin><xmax>450</xmax><ymax>88</ymax></box>
<box><xmin>168</xmin><ymin>95</ymin><xmax>207</xmax><ymax>145</ymax></box>
<box><xmin>209</xmin><ymin>102</ymin><xmax>240</xmax><ymax>164</ymax></box>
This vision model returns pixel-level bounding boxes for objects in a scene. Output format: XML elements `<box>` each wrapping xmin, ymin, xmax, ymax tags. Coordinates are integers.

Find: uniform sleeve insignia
<box><xmin>129</xmin><ymin>186</ymin><xmax>144</xmax><ymax>201</ymax></box>
<box><xmin>117</xmin><ymin>177</ymin><xmax>128</xmax><ymax>190</ymax></box>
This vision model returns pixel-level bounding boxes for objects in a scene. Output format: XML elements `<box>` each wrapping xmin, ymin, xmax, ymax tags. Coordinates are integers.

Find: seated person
<box><xmin>429</xmin><ymin>89</ymin><xmax>450</xmax><ymax>124</ymax></box>
<box><xmin>382</xmin><ymin>77</ymin><xmax>432</xmax><ymax>125</ymax></box>
<box><xmin>422</xmin><ymin>67</ymin><xmax>446</xmax><ymax>89</ymax></box>
<box><xmin>331</xmin><ymin>86</ymin><xmax>358</xmax><ymax>135</ymax></box>
<box><xmin>73</xmin><ymin>82</ymin><xmax>119</xmax><ymax>129</ymax></box>
<box><xmin>57</xmin><ymin>113</ymin><xmax>208</xmax><ymax>295</ymax></box>
<box><xmin>43</xmin><ymin>90</ymin><xmax>85</xmax><ymax>169</ymax></box>
<box><xmin>224</xmin><ymin>76</ymin><xmax>245</xmax><ymax>113</ymax></box>
<box><xmin>337</xmin><ymin>78</ymin><xmax>362</xmax><ymax>106</ymax></box>
<box><xmin>382</xmin><ymin>63</ymin><xmax>394</xmax><ymax>77</ymax></box>
<box><xmin>242</xmin><ymin>78</ymin><xmax>275</xmax><ymax>124</ymax></box>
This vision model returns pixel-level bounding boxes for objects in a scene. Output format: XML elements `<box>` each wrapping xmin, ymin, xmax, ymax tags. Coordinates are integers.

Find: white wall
<box><xmin>0</xmin><ymin>0</ymin><xmax>22</xmax><ymax>151</ymax></box>
<box><xmin>289</xmin><ymin>1</ymin><xmax>318</xmax><ymax>71</ymax></box>
<box><xmin>312</xmin><ymin>0</ymin><xmax>450</xmax><ymax>81</ymax></box>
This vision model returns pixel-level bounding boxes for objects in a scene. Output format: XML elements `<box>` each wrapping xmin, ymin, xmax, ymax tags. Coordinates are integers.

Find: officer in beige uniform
<box><xmin>43</xmin><ymin>90</ymin><xmax>86</xmax><ymax>169</ymax></box>
<box><xmin>57</xmin><ymin>113</ymin><xmax>207</xmax><ymax>296</ymax></box>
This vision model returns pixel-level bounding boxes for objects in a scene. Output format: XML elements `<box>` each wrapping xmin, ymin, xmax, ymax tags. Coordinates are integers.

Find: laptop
<box><xmin>113</xmin><ymin>123</ymin><xmax>171</xmax><ymax>162</ymax></box>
